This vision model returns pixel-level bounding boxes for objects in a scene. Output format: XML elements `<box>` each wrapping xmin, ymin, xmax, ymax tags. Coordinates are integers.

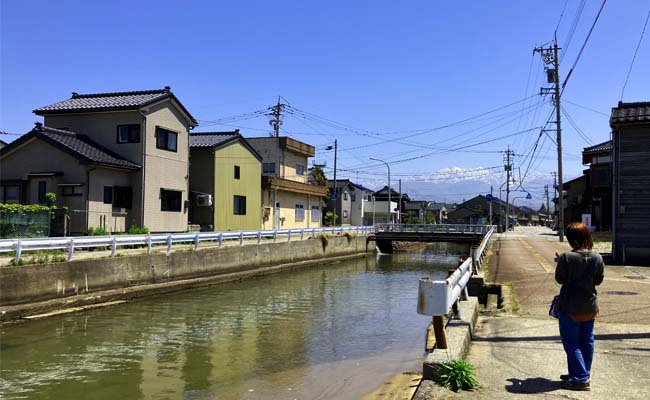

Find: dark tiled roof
<box><xmin>583</xmin><ymin>140</ymin><xmax>612</xmax><ymax>154</ymax></box>
<box><xmin>1</xmin><ymin>124</ymin><xmax>140</xmax><ymax>170</ymax></box>
<box><xmin>610</xmin><ymin>101</ymin><xmax>650</xmax><ymax>125</ymax></box>
<box><xmin>350</xmin><ymin>182</ymin><xmax>373</xmax><ymax>192</ymax></box>
<box><xmin>190</xmin><ymin>131</ymin><xmax>240</xmax><ymax>148</ymax></box>
<box><xmin>189</xmin><ymin>131</ymin><xmax>262</xmax><ymax>161</ymax></box>
<box><xmin>33</xmin><ymin>87</ymin><xmax>198</xmax><ymax>126</ymax></box>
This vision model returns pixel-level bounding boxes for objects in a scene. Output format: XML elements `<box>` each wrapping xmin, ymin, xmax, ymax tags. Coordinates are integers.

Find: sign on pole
<box><xmin>485</xmin><ymin>194</ymin><xmax>493</xmax><ymax>202</ymax></box>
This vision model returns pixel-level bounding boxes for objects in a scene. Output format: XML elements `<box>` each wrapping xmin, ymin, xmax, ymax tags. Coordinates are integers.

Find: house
<box><xmin>560</xmin><ymin>175</ymin><xmax>588</xmax><ymax>226</ymax></box>
<box><xmin>447</xmin><ymin>195</ymin><xmax>506</xmax><ymax>226</ymax></box>
<box><xmin>0</xmin><ymin>139</ymin><xmax>7</xmax><ymax>149</ymax></box>
<box><xmin>1</xmin><ymin>87</ymin><xmax>197</xmax><ymax>234</ymax></box>
<box><xmin>349</xmin><ymin>182</ymin><xmax>374</xmax><ymax>226</ymax></box>
<box><xmin>247</xmin><ymin>137</ymin><xmax>328</xmax><ymax>230</ymax></box>
<box><xmin>372</xmin><ymin>186</ymin><xmax>410</xmax><ymax>223</ymax></box>
<box><xmin>403</xmin><ymin>200</ymin><xmax>449</xmax><ymax>224</ymax></box>
<box><xmin>610</xmin><ymin>101</ymin><xmax>650</xmax><ymax>263</ymax></box>
<box><xmin>326</xmin><ymin>179</ymin><xmax>353</xmax><ymax>225</ymax></box>
<box><xmin>189</xmin><ymin>131</ymin><xmax>262</xmax><ymax>231</ymax></box>
<box><xmin>582</xmin><ymin>140</ymin><xmax>612</xmax><ymax>231</ymax></box>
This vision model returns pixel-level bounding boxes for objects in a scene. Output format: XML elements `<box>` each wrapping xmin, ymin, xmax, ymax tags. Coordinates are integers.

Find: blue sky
<box><xmin>2</xmin><ymin>1</ymin><xmax>649</xmax><ymax>203</ymax></box>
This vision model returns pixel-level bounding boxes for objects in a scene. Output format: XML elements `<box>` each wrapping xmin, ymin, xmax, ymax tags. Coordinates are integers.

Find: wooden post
<box><xmin>432</xmin><ymin>315</ymin><xmax>447</xmax><ymax>350</ymax></box>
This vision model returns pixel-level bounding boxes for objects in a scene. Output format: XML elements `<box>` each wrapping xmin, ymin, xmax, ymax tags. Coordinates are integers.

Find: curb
<box><xmin>413</xmin><ymin>297</ymin><xmax>479</xmax><ymax>399</ymax></box>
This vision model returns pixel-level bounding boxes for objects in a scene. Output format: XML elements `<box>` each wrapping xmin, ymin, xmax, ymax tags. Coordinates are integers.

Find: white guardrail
<box><xmin>376</xmin><ymin>224</ymin><xmax>493</xmax><ymax>235</ymax></box>
<box><xmin>0</xmin><ymin>226</ymin><xmax>374</xmax><ymax>262</ymax></box>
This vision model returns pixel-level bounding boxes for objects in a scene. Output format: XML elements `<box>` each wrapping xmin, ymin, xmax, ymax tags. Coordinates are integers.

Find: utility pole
<box><xmin>551</xmin><ymin>171</ymin><xmax>558</xmax><ymax>228</ymax></box>
<box><xmin>489</xmin><ymin>185</ymin><xmax>493</xmax><ymax>226</ymax></box>
<box><xmin>504</xmin><ymin>146</ymin><xmax>514</xmax><ymax>232</ymax></box>
<box><xmin>544</xmin><ymin>184</ymin><xmax>550</xmax><ymax>227</ymax></box>
<box><xmin>326</xmin><ymin>140</ymin><xmax>338</xmax><ymax>225</ymax></box>
<box><xmin>398</xmin><ymin>179</ymin><xmax>402</xmax><ymax>224</ymax></box>
<box><xmin>535</xmin><ymin>37</ymin><xmax>564</xmax><ymax>241</ymax></box>
<box><xmin>269</xmin><ymin>97</ymin><xmax>285</xmax><ymax>137</ymax></box>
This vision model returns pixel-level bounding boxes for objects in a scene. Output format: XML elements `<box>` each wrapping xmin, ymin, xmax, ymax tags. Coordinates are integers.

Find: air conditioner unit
<box><xmin>195</xmin><ymin>194</ymin><xmax>213</xmax><ymax>207</ymax></box>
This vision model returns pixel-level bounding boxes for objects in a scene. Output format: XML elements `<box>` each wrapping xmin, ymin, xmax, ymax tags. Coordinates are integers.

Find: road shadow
<box><xmin>505</xmin><ymin>377</ymin><xmax>559</xmax><ymax>394</ymax></box>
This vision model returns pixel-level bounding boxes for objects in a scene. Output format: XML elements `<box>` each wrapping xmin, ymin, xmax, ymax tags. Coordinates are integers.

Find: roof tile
<box><xmin>610</xmin><ymin>101</ymin><xmax>650</xmax><ymax>125</ymax></box>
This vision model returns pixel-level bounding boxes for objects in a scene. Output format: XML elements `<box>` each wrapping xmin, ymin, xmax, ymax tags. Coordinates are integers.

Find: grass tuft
<box><xmin>433</xmin><ymin>359</ymin><xmax>479</xmax><ymax>392</ymax></box>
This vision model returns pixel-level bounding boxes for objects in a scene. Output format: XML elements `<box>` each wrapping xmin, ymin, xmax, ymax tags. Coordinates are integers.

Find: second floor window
<box><xmin>295</xmin><ymin>204</ymin><xmax>305</xmax><ymax>221</ymax></box>
<box><xmin>295</xmin><ymin>163</ymin><xmax>305</xmax><ymax>176</ymax></box>
<box><xmin>117</xmin><ymin>124</ymin><xmax>140</xmax><ymax>143</ymax></box>
<box><xmin>234</xmin><ymin>165</ymin><xmax>240</xmax><ymax>179</ymax></box>
<box><xmin>263</xmin><ymin>162</ymin><xmax>276</xmax><ymax>174</ymax></box>
<box><xmin>160</xmin><ymin>189</ymin><xmax>181</xmax><ymax>211</ymax></box>
<box><xmin>351</xmin><ymin>194</ymin><xmax>356</xmax><ymax>202</ymax></box>
<box><xmin>234</xmin><ymin>195</ymin><xmax>247</xmax><ymax>215</ymax></box>
<box><xmin>156</xmin><ymin>127</ymin><xmax>178</xmax><ymax>152</ymax></box>
<box><xmin>343</xmin><ymin>192</ymin><xmax>348</xmax><ymax>201</ymax></box>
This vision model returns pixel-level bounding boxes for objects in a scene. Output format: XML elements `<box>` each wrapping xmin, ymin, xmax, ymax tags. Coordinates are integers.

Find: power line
<box><xmin>561</xmin><ymin>105</ymin><xmax>594</xmax><ymax>145</ymax></box>
<box><xmin>562</xmin><ymin>0</ymin><xmax>608</xmax><ymax>93</ymax></box>
<box><xmin>620</xmin><ymin>7</ymin><xmax>650</xmax><ymax>101</ymax></box>
<box><xmin>562</xmin><ymin>100</ymin><xmax>609</xmax><ymax>116</ymax></box>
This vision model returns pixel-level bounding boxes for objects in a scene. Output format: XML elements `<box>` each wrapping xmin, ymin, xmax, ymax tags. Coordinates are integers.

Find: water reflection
<box><xmin>0</xmin><ymin>243</ymin><xmax>468</xmax><ymax>399</ymax></box>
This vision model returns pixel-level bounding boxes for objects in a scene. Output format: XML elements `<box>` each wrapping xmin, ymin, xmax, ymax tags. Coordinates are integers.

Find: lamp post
<box><xmin>325</xmin><ymin>140</ymin><xmax>338</xmax><ymax>225</ymax></box>
<box><xmin>370</xmin><ymin>157</ymin><xmax>391</xmax><ymax>224</ymax></box>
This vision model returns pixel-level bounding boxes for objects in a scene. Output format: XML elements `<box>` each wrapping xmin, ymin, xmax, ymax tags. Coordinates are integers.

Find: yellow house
<box><xmin>189</xmin><ymin>131</ymin><xmax>262</xmax><ymax>231</ymax></box>
<box><xmin>247</xmin><ymin>137</ymin><xmax>328</xmax><ymax>230</ymax></box>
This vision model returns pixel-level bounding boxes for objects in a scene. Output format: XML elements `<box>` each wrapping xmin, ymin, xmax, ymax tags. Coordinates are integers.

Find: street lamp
<box><xmin>325</xmin><ymin>140</ymin><xmax>338</xmax><ymax>226</ymax></box>
<box><xmin>370</xmin><ymin>157</ymin><xmax>391</xmax><ymax>224</ymax></box>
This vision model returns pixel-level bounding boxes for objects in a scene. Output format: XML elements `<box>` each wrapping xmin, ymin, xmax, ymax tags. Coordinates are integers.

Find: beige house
<box><xmin>189</xmin><ymin>131</ymin><xmax>262</xmax><ymax>231</ymax></box>
<box><xmin>247</xmin><ymin>137</ymin><xmax>327</xmax><ymax>230</ymax></box>
<box><xmin>0</xmin><ymin>87</ymin><xmax>197</xmax><ymax>233</ymax></box>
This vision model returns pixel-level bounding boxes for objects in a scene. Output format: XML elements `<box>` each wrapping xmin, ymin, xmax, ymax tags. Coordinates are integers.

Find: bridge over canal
<box><xmin>368</xmin><ymin>224</ymin><xmax>494</xmax><ymax>254</ymax></box>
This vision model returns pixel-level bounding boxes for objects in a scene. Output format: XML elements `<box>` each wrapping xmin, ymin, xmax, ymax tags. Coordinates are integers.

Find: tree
<box><xmin>323</xmin><ymin>211</ymin><xmax>337</xmax><ymax>226</ymax></box>
<box><xmin>309</xmin><ymin>165</ymin><xmax>330</xmax><ymax>205</ymax></box>
<box><xmin>402</xmin><ymin>210</ymin><xmax>419</xmax><ymax>224</ymax></box>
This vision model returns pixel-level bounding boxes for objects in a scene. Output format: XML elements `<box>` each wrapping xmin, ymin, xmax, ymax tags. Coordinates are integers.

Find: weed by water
<box><xmin>504</xmin><ymin>282</ymin><xmax>520</xmax><ymax>313</ymax></box>
<box><xmin>433</xmin><ymin>359</ymin><xmax>478</xmax><ymax>392</ymax></box>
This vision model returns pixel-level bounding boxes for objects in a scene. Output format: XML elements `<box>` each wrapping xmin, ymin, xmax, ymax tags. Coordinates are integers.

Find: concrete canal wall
<box><xmin>0</xmin><ymin>235</ymin><xmax>370</xmax><ymax>321</ymax></box>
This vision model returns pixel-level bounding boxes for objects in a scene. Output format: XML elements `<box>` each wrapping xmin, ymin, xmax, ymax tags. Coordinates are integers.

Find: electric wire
<box><xmin>620</xmin><ymin>7</ymin><xmax>650</xmax><ymax>101</ymax></box>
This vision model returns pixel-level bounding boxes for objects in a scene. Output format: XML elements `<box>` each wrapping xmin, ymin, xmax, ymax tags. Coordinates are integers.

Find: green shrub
<box><xmin>51</xmin><ymin>254</ymin><xmax>67</xmax><ymax>263</ymax></box>
<box><xmin>9</xmin><ymin>258</ymin><xmax>25</xmax><ymax>266</ymax></box>
<box><xmin>433</xmin><ymin>359</ymin><xmax>478</xmax><ymax>392</ymax></box>
<box><xmin>87</xmin><ymin>226</ymin><xmax>109</xmax><ymax>236</ymax></box>
<box><xmin>44</xmin><ymin>192</ymin><xmax>57</xmax><ymax>208</ymax></box>
<box><xmin>127</xmin><ymin>225</ymin><xmax>149</xmax><ymax>235</ymax></box>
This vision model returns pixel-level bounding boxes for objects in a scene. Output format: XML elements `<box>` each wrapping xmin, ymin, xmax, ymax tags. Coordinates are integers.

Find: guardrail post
<box><xmin>15</xmin><ymin>241</ymin><xmax>22</xmax><ymax>261</ymax></box>
<box><xmin>300</xmin><ymin>229</ymin><xmax>304</xmax><ymax>240</ymax></box>
<box><xmin>449</xmin><ymin>268</ymin><xmax>461</xmax><ymax>319</ymax></box>
<box><xmin>287</xmin><ymin>230</ymin><xmax>291</xmax><ymax>242</ymax></box>
<box><xmin>166</xmin><ymin>235</ymin><xmax>172</xmax><ymax>256</ymax></box>
<box><xmin>471</xmin><ymin>246</ymin><xmax>480</xmax><ymax>274</ymax></box>
<box><xmin>218</xmin><ymin>233</ymin><xmax>223</xmax><ymax>248</ymax></box>
<box><xmin>312</xmin><ymin>228</ymin><xmax>316</xmax><ymax>238</ymax></box>
<box><xmin>239</xmin><ymin>232</ymin><xmax>244</xmax><ymax>246</ymax></box>
<box><xmin>147</xmin><ymin>235</ymin><xmax>152</xmax><ymax>254</ymax></box>
<box><xmin>194</xmin><ymin>234</ymin><xmax>200</xmax><ymax>251</ymax></box>
<box><xmin>273</xmin><ymin>230</ymin><xmax>277</xmax><ymax>243</ymax></box>
<box><xmin>111</xmin><ymin>236</ymin><xmax>117</xmax><ymax>257</ymax></box>
<box><xmin>257</xmin><ymin>231</ymin><xmax>262</xmax><ymax>245</ymax></box>
<box><xmin>432</xmin><ymin>316</ymin><xmax>447</xmax><ymax>349</ymax></box>
<box><xmin>67</xmin><ymin>239</ymin><xmax>75</xmax><ymax>261</ymax></box>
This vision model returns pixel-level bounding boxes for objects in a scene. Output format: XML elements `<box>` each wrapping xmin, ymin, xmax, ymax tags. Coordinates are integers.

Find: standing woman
<box><xmin>555</xmin><ymin>222</ymin><xmax>605</xmax><ymax>391</ymax></box>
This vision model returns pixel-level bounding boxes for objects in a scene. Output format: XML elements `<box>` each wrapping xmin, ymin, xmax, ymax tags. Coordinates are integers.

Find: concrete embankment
<box><xmin>0</xmin><ymin>234</ymin><xmax>370</xmax><ymax>322</ymax></box>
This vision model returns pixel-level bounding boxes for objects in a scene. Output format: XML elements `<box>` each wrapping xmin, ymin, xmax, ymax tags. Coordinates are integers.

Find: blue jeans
<box><xmin>558</xmin><ymin>310</ymin><xmax>595</xmax><ymax>382</ymax></box>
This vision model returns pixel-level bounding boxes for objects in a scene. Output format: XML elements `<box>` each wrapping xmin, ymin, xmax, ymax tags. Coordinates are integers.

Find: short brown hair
<box><xmin>565</xmin><ymin>222</ymin><xmax>593</xmax><ymax>250</ymax></box>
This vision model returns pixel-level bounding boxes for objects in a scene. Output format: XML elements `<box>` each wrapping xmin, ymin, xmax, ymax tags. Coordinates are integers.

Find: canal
<box><xmin>0</xmin><ymin>243</ymin><xmax>469</xmax><ymax>400</ymax></box>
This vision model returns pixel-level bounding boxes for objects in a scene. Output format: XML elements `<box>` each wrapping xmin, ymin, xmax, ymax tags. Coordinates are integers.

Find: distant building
<box><xmin>582</xmin><ymin>140</ymin><xmax>612</xmax><ymax>231</ymax></box>
<box><xmin>189</xmin><ymin>131</ymin><xmax>262</xmax><ymax>231</ymax></box>
<box><xmin>610</xmin><ymin>101</ymin><xmax>650</xmax><ymax>263</ymax></box>
<box><xmin>247</xmin><ymin>137</ymin><xmax>327</xmax><ymax>230</ymax></box>
<box><xmin>447</xmin><ymin>195</ymin><xmax>506</xmax><ymax>226</ymax></box>
<box><xmin>372</xmin><ymin>186</ymin><xmax>410</xmax><ymax>223</ymax></box>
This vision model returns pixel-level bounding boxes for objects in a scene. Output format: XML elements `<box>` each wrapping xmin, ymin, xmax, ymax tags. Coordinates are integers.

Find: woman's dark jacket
<box><xmin>555</xmin><ymin>250</ymin><xmax>605</xmax><ymax>315</ymax></box>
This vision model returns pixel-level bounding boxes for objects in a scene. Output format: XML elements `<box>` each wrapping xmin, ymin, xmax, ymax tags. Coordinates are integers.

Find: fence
<box><xmin>0</xmin><ymin>226</ymin><xmax>374</xmax><ymax>262</ymax></box>
<box><xmin>0</xmin><ymin>210</ymin><xmax>50</xmax><ymax>239</ymax></box>
<box><xmin>375</xmin><ymin>224</ymin><xmax>493</xmax><ymax>235</ymax></box>
<box><xmin>416</xmin><ymin>226</ymin><xmax>495</xmax><ymax>350</ymax></box>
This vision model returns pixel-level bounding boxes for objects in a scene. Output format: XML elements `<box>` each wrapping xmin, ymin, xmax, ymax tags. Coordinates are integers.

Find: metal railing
<box><xmin>0</xmin><ymin>226</ymin><xmax>374</xmax><ymax>262</ymax></box>
<box><xmin>375</xmin><ymin>224</ymin><xmax>493</xmax><ymax>235</ymax></box>
<box><xmin>470</xmin><ymin>226</ymin><xmax>495</xmax><ymax>272</ymax></box>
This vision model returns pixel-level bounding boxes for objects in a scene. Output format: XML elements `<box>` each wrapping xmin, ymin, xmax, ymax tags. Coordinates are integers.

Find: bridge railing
<box><xmin>375</xmin><ymin>224</ymin><xmax>493</xmax><ymax>235</ymax></box>
<box><xmin>0</xmin><ymin>226</ymin><xmax>374</xmax><ymax>262</ymax></box>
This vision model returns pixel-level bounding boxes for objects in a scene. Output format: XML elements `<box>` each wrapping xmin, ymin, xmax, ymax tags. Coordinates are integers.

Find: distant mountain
<box><xmin>358</xmin><ymin>166</ymin><xmax>551</xmax><ymax>207</ymax></box>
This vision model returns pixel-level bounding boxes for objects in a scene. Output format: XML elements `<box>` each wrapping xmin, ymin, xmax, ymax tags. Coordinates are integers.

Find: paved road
<box><xmin>423</xmin><ymin>226</ymin><xmax>650</xmax><ymax>399</ymax></box>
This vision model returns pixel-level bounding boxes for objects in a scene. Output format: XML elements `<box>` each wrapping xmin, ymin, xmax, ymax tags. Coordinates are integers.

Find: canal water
<box><xmin>0</xmin><ymin>243</ymin><xmax>469</xmax><ymax>400</ymax></box>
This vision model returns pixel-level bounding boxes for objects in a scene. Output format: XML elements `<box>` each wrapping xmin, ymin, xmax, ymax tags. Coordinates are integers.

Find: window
<box><xmin>343</xmin><ymin>210</ymin><xmax>348</xmax><ymax>219</ymax></box>
<box><xmin>263</xmin><ymin>162</ymin><xmax>276</xmax><ymax>174</ymax></box>
<box><xmin>1</xmin><ymin>185</ymin><xmax>21</xmax><ymax>204</ymax></box>
<box><xmin>295</xmin><ymin>204</ymin><xmax>305</xmax><ymax>221</ymax></box>
<box><xmin>38</xmin><ymin>181</ymin><xmax>47</xmax><ymax>204</ymax></box>
<box><xmin>160</xmin><ymin>189</ymin><xmax>181</xmax><ymax>211</ymax></box>
<box><xmin>234</xmin><ymin>195</ymin><xmax>247</xmax><ymax>215</ymax></box>
<box><xmin>351</xmin><ymin>194</ymin><xmax>356</xmax><ymax>202</ymax></box>
<box><xmin>343</xmin><ymin>192</ymin><xmax>348</xmax><ymax>201</ymax></box>
<box><xmin>103</xmin><ymin>186</ymin><xmax>113</xmax><ymax>204</ymax></box>
<box><xmin>61</xmin><ymin>185</ymin><xmax>82</xmax><ymax>196</ymax></box>
<box><xmin>117</xmin><ymin>124</ymin><xmax>140</xmax><ymax>143</ymax></box>
<box><xmin>234</xmin><ymin>165</ymin><xmax>240</xmax><ymax>179</ymax></box>
<box><xmin>156</xmin><ymin>127</ymin><xmax>178</xmax><ymax>152</ymax></box>
<box><xmin>295</xmin><ymin>163</ymin><xmax>305</xmax><ymax>176</ymax></box>
<box><xmin>114</xmin><ymin>186</ymin><xmax>133</xmax><ymax>208</ymax></box>
<box><xmin>311</xmin><ymin>205</ymin><xmax>320</xmax><ymax>222</ymax></box>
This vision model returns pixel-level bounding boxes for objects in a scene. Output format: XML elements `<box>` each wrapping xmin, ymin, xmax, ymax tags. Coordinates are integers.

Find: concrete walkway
<box><xmin>421</xmin><ymin>226</ymin><xmax>650</xmax><ymax>399</ymax></box>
